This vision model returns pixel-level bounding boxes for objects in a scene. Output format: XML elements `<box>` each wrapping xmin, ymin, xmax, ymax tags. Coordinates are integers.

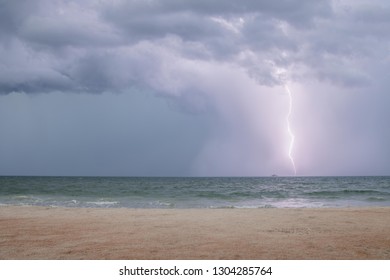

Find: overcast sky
<box><xmin>1</xmin><ymin>0</ymin><xmax>389</xmax><ymax>176</ymax></box>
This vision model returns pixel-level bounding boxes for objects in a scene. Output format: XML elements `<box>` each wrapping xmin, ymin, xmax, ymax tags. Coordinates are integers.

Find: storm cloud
<box><xmin>1</xmin><ymin>0</ymin><xmax>389</xmax><ymax>176</ymax></box>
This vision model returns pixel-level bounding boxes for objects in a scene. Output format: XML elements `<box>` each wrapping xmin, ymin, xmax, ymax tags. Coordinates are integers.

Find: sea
<box><xmin>0</xmin><ymin>176</ymin><xmax>389</xmax><ymax>209</ymax></box>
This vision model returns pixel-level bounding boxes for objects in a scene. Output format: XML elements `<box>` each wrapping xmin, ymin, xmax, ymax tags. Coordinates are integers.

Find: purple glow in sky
<box><xmin>0</xmin><ymin>0</ymin><xmax>389</xmax><ymax>176</ymax></box>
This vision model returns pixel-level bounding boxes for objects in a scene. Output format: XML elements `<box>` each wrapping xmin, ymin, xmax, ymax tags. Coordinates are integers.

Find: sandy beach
<box><xmin>0</xmin><ymin>206</ymin><xmax>389</xmax><ymax>259</ymax></box>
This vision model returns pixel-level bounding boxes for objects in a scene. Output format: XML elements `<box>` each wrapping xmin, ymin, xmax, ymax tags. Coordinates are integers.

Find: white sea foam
<box><xmin>86</xmin><ymin>201</ymin><xmax>119</xmax><ymax>206</ymax></box>
<box><xmin>151</xmin><ymin>201</ymin><xmax>175</xmax><ymax>208</ymax></box>
<box><xmin>13</xmin><ymin>195</ymin><xmax>30</xmax><ymax>199</ymax></box>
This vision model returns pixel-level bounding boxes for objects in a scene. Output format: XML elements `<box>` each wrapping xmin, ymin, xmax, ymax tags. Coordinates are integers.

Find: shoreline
<box><xmin>1</xmin><ymin>206</ymin><xmax>389</xmax><ymax>259</ymax></box>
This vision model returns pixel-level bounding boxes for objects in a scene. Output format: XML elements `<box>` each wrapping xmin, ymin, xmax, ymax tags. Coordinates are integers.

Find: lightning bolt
<box><xmin>285</xmin><ymin>85</ymin><xmax>297</xmax><ymax>176</ymax></box>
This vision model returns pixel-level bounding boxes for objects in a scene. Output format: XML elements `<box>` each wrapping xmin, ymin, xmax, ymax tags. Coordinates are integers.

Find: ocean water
<box><xmin>0</xmin><ymin>176</ymin><xmax>389</xmax><ymax>209</ymax></box>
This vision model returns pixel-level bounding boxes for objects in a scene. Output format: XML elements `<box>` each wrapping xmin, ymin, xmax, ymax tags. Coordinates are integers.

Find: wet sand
<box><xmin>0</xmin><ymin>206</ymin><xmax>389</xmax><ymax>259</ymax></box>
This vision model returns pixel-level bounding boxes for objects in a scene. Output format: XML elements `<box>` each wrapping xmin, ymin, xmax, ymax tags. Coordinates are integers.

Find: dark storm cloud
<box><xmin>0</xmin><ymin>0</ymin><xmax>36</xmax><ymax>36</ymax></box>
<box><xmin>107</xmin><ymin>0</ymin><xmax>331</xmax><ymax>23</ymax></box>
<box><xmin>102</xmin><ymin>0</ymin><xmax>331</xmax><ymax>40</ymax></box>
<box><xmin>3</xmin><ymin>0</ymin><xmax>385</xmax><ymax>95</ymax></box>
<box><xmin>0</xmin><ymin>0</ymin><xmax>335</xmax><ymax>95</ymax></box>
<box><xmin>1</xmin><ymin>0</ymin><xmax>388</xmax><ymax>94</ymax></box>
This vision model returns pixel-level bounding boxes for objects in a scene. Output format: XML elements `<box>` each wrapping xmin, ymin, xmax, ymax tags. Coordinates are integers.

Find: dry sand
<box><xmin>0</xmin><ymin>206</ymin><xmax>389</xmax><ymax>259</ymax></box>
